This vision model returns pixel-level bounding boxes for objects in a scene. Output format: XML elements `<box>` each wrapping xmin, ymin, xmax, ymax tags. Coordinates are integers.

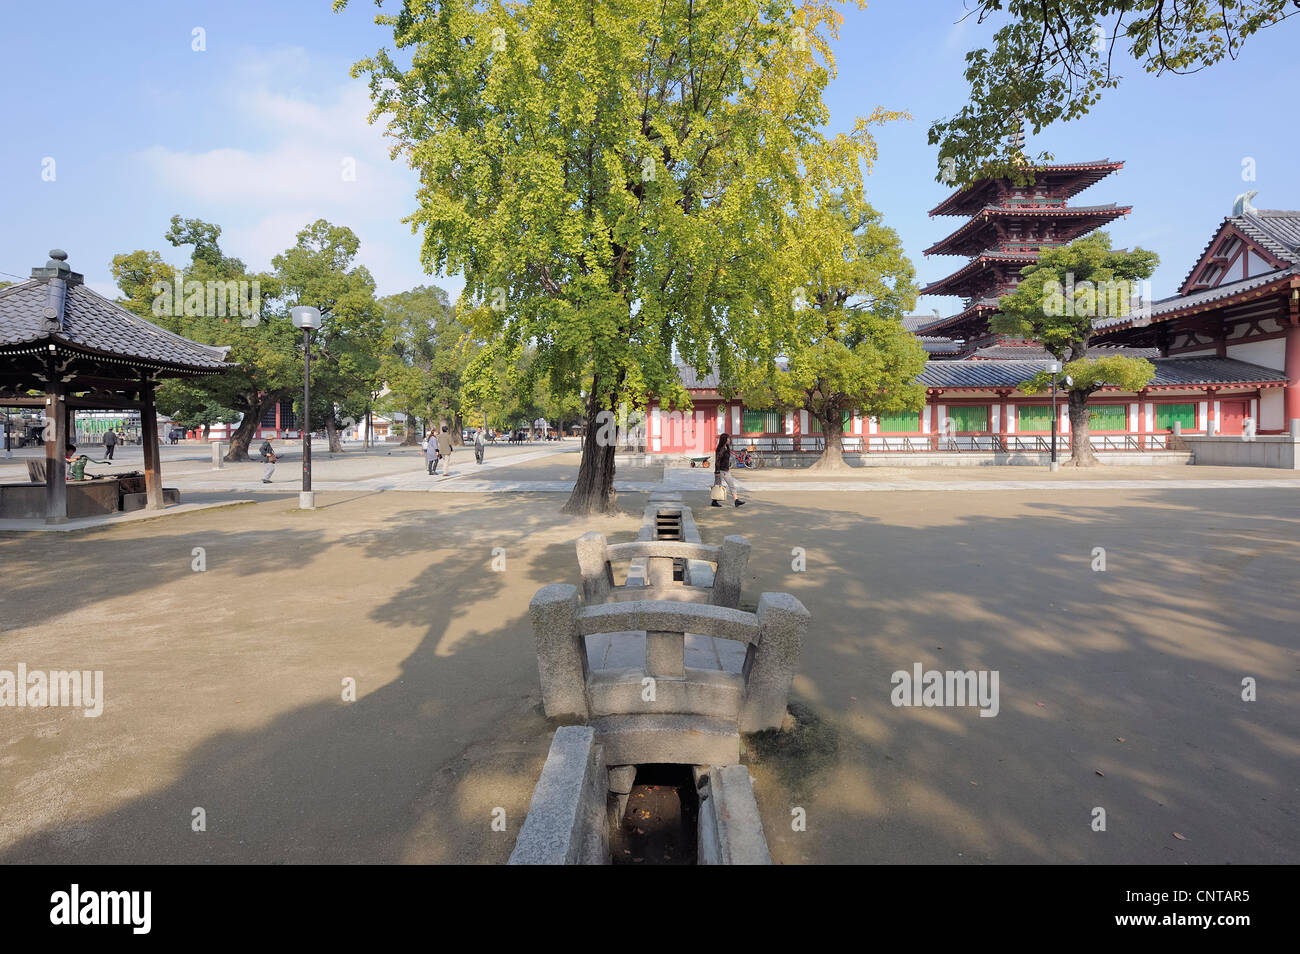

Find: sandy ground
<box><xmin>0</xmin><ymin>454</ymin><xmax>1297</xmax><ymax>864</ymax></box>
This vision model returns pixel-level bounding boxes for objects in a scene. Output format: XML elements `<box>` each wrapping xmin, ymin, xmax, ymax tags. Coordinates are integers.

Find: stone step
<box><xmin>591</xmin><ymin>713</ymin><xmax>740</xmax><ymax>766</ymax></box>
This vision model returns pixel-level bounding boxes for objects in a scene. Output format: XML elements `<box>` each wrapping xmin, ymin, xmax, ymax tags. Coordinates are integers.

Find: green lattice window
<box><xmin>877</xmin><ymin>411</ymin><xmax>921</xmax><ymax>433</ymax></box>
<box><xmin>1156</xmin><ymin>403</ymin><xmax>1196</xmax><ymax>431</ymax></box>
<box><xmin>742</xmin><ymin>409</ymin><xmax>781</xmax><ymax>434</ymax></box>
<box><xmin>946</xmin><ymin>405</ymin><xmax>990</xmax><ymax>433</ymax></box>
<box><xmin>1089</xmin><ymin>405</ymin><xmax>1128</xmax><ymax>431</ymax></box>
<box><xmin>806</xmin><ymin>411</ymin><xmax>852</xmax><ymax>434</ymax></box>
<box><xmin>1017</xmin><ymin>405</ymin><xmax>1055</xmax><ymax>431</ymax></box>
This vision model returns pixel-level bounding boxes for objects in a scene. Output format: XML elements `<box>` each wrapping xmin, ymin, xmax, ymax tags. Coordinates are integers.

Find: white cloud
<box><xmin>133</xmin><ymin>46</ymin><xmax>437</xmax><ymax>295</ymax></box>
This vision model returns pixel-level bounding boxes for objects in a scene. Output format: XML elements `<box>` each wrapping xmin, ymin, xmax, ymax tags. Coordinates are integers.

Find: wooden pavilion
<box><xmin>0</xmin><ymin>249</ymin><xmax>234</xmax><ymax>523</ymax></box>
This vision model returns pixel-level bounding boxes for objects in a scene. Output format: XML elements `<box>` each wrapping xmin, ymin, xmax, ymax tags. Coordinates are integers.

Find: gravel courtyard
<box><xmin>1</xmin><ymin>477</ymin><xmax>1296</xmax><ymax>863</ymax></box>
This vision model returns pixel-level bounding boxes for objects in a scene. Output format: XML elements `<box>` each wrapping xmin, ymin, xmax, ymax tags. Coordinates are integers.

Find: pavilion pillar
<box><xmin>44</xmin><ymin>382</ymin><xmax>68</xmax><ymax>524</ymax></box>
<box><xmin>140</xmin><ymin>382</ymin><xmax>164</xmax><ymax>510</ymax></box>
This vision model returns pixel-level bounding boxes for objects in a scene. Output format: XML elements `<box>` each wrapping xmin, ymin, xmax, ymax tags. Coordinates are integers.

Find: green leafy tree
<box><xmin>929</xmin><ymin>1</ymin><xmax>1298</xmax><ymax>184</ymax></box>
<box><xmin>378</xmin><ymin>285</ymin><xmax>469</xmax><ymax>444</ymax></box>
<box><xmin>111</xmin><ymin>218</ymin><xmax>296</xmax><ymax>461</ymax></box>
<box><xmin>272</xmin><ymin>220</ymin><xmax>384</xmax><ymax>452</ymax></box>
<box><xmin>344</xmin><ymin>0</ymin><xmax>899</xmax><ymax>513</ymax></box>
<box><xmin>734</xmin><ymin>195</ymin><xmax>926</xmax><ymax>470</ymax></box>
<box><xmin>993</xmin><ymin>231</ymin><xmax>1158</xmax><ymax>465</ymax></box>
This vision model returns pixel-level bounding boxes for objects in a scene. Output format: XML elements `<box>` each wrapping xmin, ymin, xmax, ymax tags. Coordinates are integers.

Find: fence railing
<box><xmin>731</xmin><ymin>432</ymin><xmax>1176</xmax><ymax>457</ymax></box>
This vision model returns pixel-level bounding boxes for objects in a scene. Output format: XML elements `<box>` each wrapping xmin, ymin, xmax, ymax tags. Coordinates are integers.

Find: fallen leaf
<box><xmin>1115</xmin><ymin>737</ymin><xmax>1126</xmax><ymax>743</ymax></box>
<box><xmin>1095</xmin><ymin>770</ymin><xmax>1105</xmax><ymax>777</ymax></box>
<box><xmin>970</xmin><ymin>781</ymin><xmax>978</xmax><ymax>786</ymax></box>
<box><xmin>1173</xmin><ymin>832</ymin><xmax>1186</xmax><ymax>841</ymax></box>
<box><xmin>1035</xmin><ymin>702</ymin><xmax>1046</xmax><ymax>708</ymax></box>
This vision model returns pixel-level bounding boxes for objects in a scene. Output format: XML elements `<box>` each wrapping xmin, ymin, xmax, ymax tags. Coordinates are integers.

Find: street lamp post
<box><xmin>1046</xmin><ymin>360</ymin><xmax>1062</xmax><ymax>472</ymax></box>
<box><xmin>291</xmin><ymin>306</ymin><xmax>322</xmax><ymax>509</ymax></box>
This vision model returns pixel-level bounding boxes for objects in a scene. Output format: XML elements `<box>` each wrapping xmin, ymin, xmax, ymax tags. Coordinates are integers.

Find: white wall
<box><xmin>1226</xmin><ymin>338</ymin><xmax>1285</xmax><ymax>372</ymax></box>
<box><xmin>1261</xmin><ymin>389</ymin><xmax>1285</xmax><ymax>430</ymax></box>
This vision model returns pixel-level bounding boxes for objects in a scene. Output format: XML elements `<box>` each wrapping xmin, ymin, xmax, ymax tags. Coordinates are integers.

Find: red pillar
<box><xmin>1285</xmin><ymin>318</ymin><xmax>1300</xmax><ymax>428</ymax></box>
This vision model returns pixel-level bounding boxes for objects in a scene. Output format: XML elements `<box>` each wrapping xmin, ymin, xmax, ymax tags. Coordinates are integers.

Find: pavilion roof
<box><xmin>0</xmin><ymin>275</ymin><xmax>234</xmax><ymax>375</ymax></box>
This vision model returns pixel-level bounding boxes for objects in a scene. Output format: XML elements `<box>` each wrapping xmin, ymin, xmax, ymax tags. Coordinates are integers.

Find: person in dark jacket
<box><xmin>102</xmin><ymin>427</ymin><xmax>117</xmax><ymax>460</ymax></box>
<box><xmin>260</xmin><ymin>439</ymin><xmax>276</xmax><ymax>483</ymax></box>
<box><xmin>712</xmin><ymin>433</ymin><xmax>745</xmax><ymax>508</ymax></box>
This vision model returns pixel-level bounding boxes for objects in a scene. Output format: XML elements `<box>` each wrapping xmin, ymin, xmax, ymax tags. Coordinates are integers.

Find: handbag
<box><xmin>710</xmin><ymin>476</ymin><xmax>726</xmax><ymax>501</ymax></box>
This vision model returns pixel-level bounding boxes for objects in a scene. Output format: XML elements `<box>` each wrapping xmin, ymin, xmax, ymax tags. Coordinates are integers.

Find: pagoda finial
<box><xmin>1232</xmin><ymin>190</ymin><xmax>1258</xmax><ymax>216</ymax></box>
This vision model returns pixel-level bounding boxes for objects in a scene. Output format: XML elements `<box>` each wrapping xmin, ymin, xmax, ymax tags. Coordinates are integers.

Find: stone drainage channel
<box><xmin>509</xmin><ymin>492</ymin><xmax>795</xmax><ymax>865</ymax></box>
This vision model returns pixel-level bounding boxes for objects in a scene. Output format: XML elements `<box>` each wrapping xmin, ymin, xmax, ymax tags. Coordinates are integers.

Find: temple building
<box><xmin>644</xmin><ymin>170</ymin><xmax>1298</xmax><ymax>461</ymax></box>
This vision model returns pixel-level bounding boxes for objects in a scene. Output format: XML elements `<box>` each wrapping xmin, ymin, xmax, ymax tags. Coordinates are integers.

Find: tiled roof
<box><xmin>919</xmin><ymin>336</ymin><xmax>963</xmax><ymax>354</ymax></box>
<box><xmin>920</xmin><ymin>356</ymin><xmax>1283</xmax><ymax>390</ymax></box>
<box><xmin>0</xmin><ymin>280</ymin><xmax>233</xmax><ymax>370</ymax></box>
<box><xmin>923</xmin><ymin>203</ymin><xmax>1129</xmax><ymax>256</ymax></box>
<box><xmin>677</xmin><ymin>364</ymin><xmax>721</xmax><ymax>389</ymax></box>
<box><xmin>1146</xmin><ymin>357</ymin><xmax>1286</xmax><ymax>387</ymax></box>
<box><xmin>1095</xmin><ymin>264</ymin><xmax>1300</xmax><ymax>332</ymax></box>
<box><xmin>901</xmin><ymin>315</ymin><xmax>945</xmax><ymax>333</ymax></box>
<box><xmin>1236</xmin><ymin>210</ymin><xmax>1300</xmax><ymax>262</ymax></box>
<box><xmin>1176</xmin><ymin>208</ymin><xmax>1300</xmax><ymax>292</ymax></box>
<box><xmin>920</xmin><ymin>359</ymin><xmax>1048</xmax><ymax>388</ymax></box>
<box><xmin>928</xmin><ymin>160</ymin><xmax>1124</xmax><ymax>217</ymax></box>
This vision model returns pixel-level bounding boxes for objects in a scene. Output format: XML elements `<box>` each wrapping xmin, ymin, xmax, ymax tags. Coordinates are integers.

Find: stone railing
<box><xmin>576</xmin><ymin>532</ymin><xmax>750</xmax><ymax>607</ymax></box>
<box><xmin>529</xmin><ymin>584</ymin><xmax>808</xmax><ymax>765</ymax></box>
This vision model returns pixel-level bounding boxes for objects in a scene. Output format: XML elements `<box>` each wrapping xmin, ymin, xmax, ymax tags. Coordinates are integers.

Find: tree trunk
<box><xmin>224</xmin><ymin>393</ymin><xmax>273</xmax><ymax>461</ymax></box>
<box><xmin>452</xmin><ymin>411</ymin><xmax>464</xmax><ymax>446</ymax></box>
<box><xmin>1067</xmin><ymin>390</ymin><xmax>1097</xmax><ymax>466</ymax></box>
<box><xmin>401</xmin><ymin>410</ymin><xmax>420</xmax><ymax>445</ymax></box>
<box><xmin>807</xmin><ymin>411</ymin><xmax>850</xmax><ymax>471</ymax></box>
<box><xmin>325</xmin><ymin>415</ymin><xmax>342</xmax><ymax>453</ymax></box>
<box><xmin>563</xmin><ymin>386</ymin><xmax>618</xmax><ymax>515</ymax></box>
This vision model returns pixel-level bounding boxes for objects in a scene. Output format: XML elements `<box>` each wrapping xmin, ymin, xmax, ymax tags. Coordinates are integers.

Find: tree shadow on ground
<box><xmin>0</xmin><ymin>486</ymin><xmax>1296</xmax><ymax>864</ymax></box>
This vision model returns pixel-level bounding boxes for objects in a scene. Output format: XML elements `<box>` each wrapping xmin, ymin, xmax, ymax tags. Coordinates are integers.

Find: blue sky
<box><xmin>2</xmin><ymin>0</ymin><xmax>1297</xmax><ymax>309</ymax></box>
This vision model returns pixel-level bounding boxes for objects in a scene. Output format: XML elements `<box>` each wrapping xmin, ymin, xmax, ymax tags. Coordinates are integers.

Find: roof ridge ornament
<box><xmin>30</xmin><ymin>247</ymin><xmax>85</xmax><ymax>287</ymax></box>
<box><xmin>1233</xmin><ymin>190</ymin><xmax>1259</xmax><ymax>217</ymax></box>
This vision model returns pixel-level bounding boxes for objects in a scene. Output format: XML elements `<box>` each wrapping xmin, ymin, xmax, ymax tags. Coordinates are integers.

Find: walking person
<box><xmin>260</xmin><ymin>438</ymin><xmax>277</xmax><ymax>483</ymax></box>
<box><xmin>474</xmin><ymin>427</ymin><xmax>486</xmax><ymax>465</ymax></box>
<box><xmin>436</xmin><ymin>424</ymin><xmax>454</xmax><ymax>477</ymax></box>
<box><xmin>711</xmin><ymin>432</ymin><xmax>745</xmax><ymax>508</ymax></box>
<box><xmin>425</xmin><ymin>431</ymin><xmax>440</xmax><ymax>474</ymax></box>
<box><xmin>102</xmin><ymin>426</ymin><xmax>117</xmax><ymax>461</ymax></box>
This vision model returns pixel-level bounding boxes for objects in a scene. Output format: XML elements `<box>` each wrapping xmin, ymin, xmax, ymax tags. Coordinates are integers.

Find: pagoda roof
<box><xmin>929</xmin><ymin>160</ymin><xmax>1125</xmax><ymax>217</ymax></box>
<box><xmin>924</xmin><ymin>203</ymin><xmax>1131</xmax><ymax>257</ymax></box>
<box><xmin>0</xmin><ymin>278</ymin><xmax>234</xmax><ymax>375</ymax></box>
<box><xmin>920</xmin><ymin>252</ymin><xmax>1039</xmax><ymax>298</ymax></box>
